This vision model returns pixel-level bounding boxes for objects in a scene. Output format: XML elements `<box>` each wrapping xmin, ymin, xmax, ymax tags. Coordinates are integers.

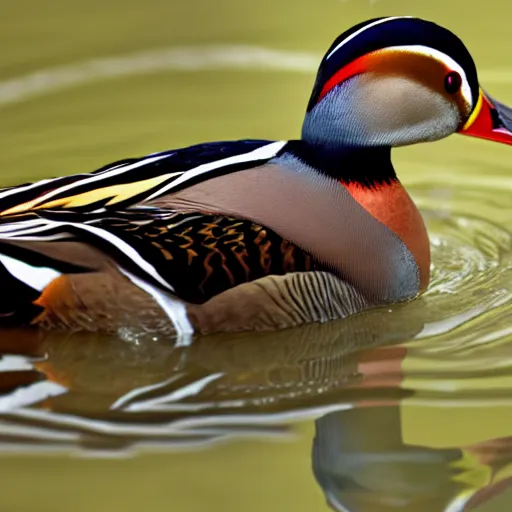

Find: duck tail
<box><xmin>0</xmin><ymin>254</ymin><xmax>45</xmax><ymax>326</ymax></box>
<box><xmin>0</xmin><ymin>234</ymin><xmax>98</xmax><ymax>328</ymax></box>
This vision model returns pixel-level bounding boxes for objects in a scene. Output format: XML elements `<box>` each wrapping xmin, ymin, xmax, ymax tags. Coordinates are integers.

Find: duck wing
<box><xmin>0</xmin><ymin>140</ymin><xmax>322</xmax><ymax>327</ymax></box>
<box><xmin>0</xmin><ymin>140</ymin><xmax>286</xmax><ymax>216</ymax></box>
<box><xmin>0</xmin><ymin>208</ymin><xmax>316</xmax><ymax>329</ymax></box>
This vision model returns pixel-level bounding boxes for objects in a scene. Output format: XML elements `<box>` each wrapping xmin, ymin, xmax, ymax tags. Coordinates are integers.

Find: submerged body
<box><xmin>1</xmin><ymin>16</ymin><xmax>511</xmax><ymax>336</ymax></box>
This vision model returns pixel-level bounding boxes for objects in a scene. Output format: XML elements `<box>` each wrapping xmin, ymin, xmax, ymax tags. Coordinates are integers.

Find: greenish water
<box><xmin>1</xmin><ymin>0</ymin><xmax>512</xmax><ymax>510</ymax></box>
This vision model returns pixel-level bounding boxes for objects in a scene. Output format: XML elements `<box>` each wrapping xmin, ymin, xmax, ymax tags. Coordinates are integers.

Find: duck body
<box><xmin>0</xmin><ymin>139</ymin><xmax>427</xmax><ymax>334</ymax></box>
<box><xmin>2</xmin><ymin>16</ymin><xmax>512</xmax><ymax>336</ymax></box>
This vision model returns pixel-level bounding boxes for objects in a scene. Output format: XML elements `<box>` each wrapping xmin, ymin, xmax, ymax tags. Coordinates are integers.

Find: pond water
<box><xmin>1</xmin><ymin>0</ymin><xmax>512</xmax><ymax>511</ymax></box>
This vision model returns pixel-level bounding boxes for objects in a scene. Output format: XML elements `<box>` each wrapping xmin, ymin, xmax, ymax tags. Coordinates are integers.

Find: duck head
<box><xmin>302</xmin><ymin>16</ymin><xmax>512</xmax><ymax>149</ymax></box>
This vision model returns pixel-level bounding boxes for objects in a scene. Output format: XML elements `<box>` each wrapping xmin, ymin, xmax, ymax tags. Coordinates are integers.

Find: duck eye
<box><xmin>444</xmin><ymin>71</ymin><xmax>462</xmax><ymax>94</ymax></box>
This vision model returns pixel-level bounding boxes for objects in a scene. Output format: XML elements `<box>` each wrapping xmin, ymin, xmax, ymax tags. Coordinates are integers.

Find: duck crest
<box><xmin>307</xmin><ymin>16</ymin><xmax>480</xmax><ymax>112</ymax></box>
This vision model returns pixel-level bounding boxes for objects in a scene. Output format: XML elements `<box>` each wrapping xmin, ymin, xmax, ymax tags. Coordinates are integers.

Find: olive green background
<box><xmin>1</xmin><ymin>0</ymin><xmax>512</xmax><ymax>510</ymax></box>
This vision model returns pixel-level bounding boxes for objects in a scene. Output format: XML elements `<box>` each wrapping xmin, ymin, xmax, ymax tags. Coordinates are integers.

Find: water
<box><xmin>1</xmin><ymin>0</ymin><xmax>512</xmax><ymax>510</ymax></box>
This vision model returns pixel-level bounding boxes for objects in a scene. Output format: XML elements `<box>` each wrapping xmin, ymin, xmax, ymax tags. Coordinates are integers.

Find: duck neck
<box><xmin>287</xmin><ymin>140</ymin><xmax>397</xmax><ymax>188</ymax></box>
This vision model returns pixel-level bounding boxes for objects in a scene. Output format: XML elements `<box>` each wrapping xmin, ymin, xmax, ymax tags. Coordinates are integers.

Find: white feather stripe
<box><xmin>0</xmin><ymin>233</ymin><xmax>70</xmax><ymax>242</ymax></box>
<box><xmin>0</xmin><ymin>219</ymin><xmax>48</xmax><ymax>233</ymax></box>
<box><xmin>0</xmin><ymin>177</ymin><xmax>69</xmax><ymax>202</ymax></box>
<box><xmin>119</xmin><ymin>268</ymin><xmax>194</xmax><ymax>339</ymax></box>
<box><xmin>0</xmin><ymin>220</ymin><xmax>174</xmax><ymax>293</ymax></box>
<box><xmin>0</xmin><ymin>141</ymin><xmax>284</xmax><ymax>216</ymax></box>
<box><xmin>0</xmin><ymin>253</ymin><xmax>61</xmax><ymax>292</ymax></box>
<box><xmin>144</xmin><ymin>140</ymin><xmax>288</xmax><ymax>201</ymax></box>
<box><xmin>0</xmin><ymin>154</ymin><xmax>170</xmax><ymax>216</ymax></box>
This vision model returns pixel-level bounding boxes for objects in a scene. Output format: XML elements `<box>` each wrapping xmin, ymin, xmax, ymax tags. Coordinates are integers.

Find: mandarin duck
<box><xmin>0</xmin><ymin>16</ymin><xmax>511</xmax><ymax>337</ymax></box>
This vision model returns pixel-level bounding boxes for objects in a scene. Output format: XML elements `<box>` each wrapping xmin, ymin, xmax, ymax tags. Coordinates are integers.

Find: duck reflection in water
<box><xmin>0</xmin><ymin>298</ymin><xmax>511</xmax><ymax>509</ymax></box>
<box><xmin>0</xmin><ymin>303</ymin><xmax>418</xmax><ymax>432</ymax></box>
<box><xmin>313</xmin><ymin>394</ymin><xmax>512</xmax><ymax>511</ymax></box>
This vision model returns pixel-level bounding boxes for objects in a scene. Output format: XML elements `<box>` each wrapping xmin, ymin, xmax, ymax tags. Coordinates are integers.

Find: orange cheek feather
<box><xmin>319</xmin><ymin>56</ymin><xmax>368</xmax><ymax>102</ymax></box>
<box><xmin>342</xmin><ymin>181</ymin><xmax>431</xmax><ymax>291</ymax></box>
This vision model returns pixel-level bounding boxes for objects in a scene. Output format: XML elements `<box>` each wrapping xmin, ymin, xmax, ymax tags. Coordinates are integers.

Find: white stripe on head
<box><xmin>383</xmin><ymin>45</ymin><xmax>473</xmax><ymax>109</ymax></box>
<box><xmin>326</xmin><ymin>16</ymin><xmax>414</xmax><ymax>61</ymax></box>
